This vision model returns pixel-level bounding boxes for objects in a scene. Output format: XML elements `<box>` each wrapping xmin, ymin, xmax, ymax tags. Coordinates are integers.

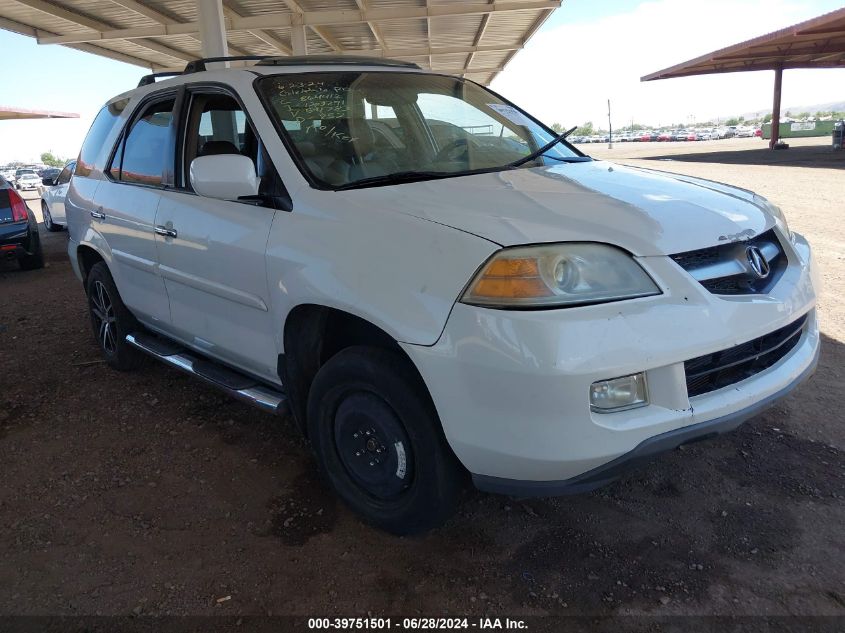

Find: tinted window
<box><xmin>115</xmin><ymin>99</ymin><xmax>175</xmax><ymax>186</ymax></box>
<box><xmin>77</xmin><ymin>99</ymin><xmax>128</xmax><ymax>178</ymax></box>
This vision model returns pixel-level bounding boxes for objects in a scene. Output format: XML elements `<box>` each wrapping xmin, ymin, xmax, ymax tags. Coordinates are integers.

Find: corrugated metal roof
<box><xmin>0</xmin><ymin>0</ymin><xmax>559</xmax><ymax>85</ymax></box>
<box><xmin>642</xmin><ymin>7</ymin><xmax>845</xmax><ymax>81</ymax></box>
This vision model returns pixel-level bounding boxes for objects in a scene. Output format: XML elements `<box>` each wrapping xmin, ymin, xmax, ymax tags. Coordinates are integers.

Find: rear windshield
<box><xmin>257</xmin><ymin>72</ymin><xmax>578</xmax><ymax>189</ymax></box>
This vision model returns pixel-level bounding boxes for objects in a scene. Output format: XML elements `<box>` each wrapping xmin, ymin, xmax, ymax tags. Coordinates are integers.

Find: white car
<box><xmin>15</xmin><ymin>170</ymin><xmax>40</xmax><ymax>190</ymax></box>
<box><xmin>65</xmin><ymin>56</ymin><xmax>819</xmax><ymax>534</ymax></box>
<box><xmin>40</xmin><ymin>160</ymin><xmax>75</xmax><ymax>231</ymax></box>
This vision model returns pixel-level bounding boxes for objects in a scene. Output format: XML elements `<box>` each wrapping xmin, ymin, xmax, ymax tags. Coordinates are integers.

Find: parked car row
<box><xmin>1</xmin><ymin>164</ymin><xmax>62</xmax><ymax>189</ymax></box>
<box><xmin>0</xmin><ymin>161</ymin><xmax>76</xmax><ymax>237</ymax></box>
<box><xmin>571</xmin><ymin>126</ymin><xmax>762</xmax><ymax>144</ymax></box>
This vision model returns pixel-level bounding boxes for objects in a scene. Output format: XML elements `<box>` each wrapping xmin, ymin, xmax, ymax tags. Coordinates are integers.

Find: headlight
<box><xmin>755</xmin><ymin>195</ymin><xmax>790</xmax><ymax>238</ymax></box>
<box><xmin>461</xmin><ymin>243</ymin><xmax>661</xmax><ymax>308</ymax></box>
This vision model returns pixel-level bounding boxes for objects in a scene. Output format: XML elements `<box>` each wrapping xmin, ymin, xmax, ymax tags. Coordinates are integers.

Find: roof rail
<box><xmin>183</xmin><ymin>55</ymin><xmax>273</xmax><ymax>73</ymax></box>
<box><xmin>256</xmin><ymin>55</ymin><xmax>421</xmax><ymax>69</ymax></box>
<box><xmin>137</xmin><ymin>71</ymin><xmax>182</xmax><ymax>87</ymax></box>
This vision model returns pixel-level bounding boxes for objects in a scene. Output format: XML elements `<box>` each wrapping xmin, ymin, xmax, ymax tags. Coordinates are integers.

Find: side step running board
<box><xmin>126</xmin><ymin>332</ymin><xmax>288</xmax><ymax>415</ymax></box>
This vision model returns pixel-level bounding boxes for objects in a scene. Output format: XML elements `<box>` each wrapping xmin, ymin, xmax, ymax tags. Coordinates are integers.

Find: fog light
<box><xmin>590</xmin><ymin>373</ymin><xmax>648</xmax><ymax>412</ymax></box>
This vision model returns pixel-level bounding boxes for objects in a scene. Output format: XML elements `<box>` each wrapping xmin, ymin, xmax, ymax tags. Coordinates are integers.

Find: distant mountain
<box><xmin>739</xmin><ymin>100</ymin><xmax>845</xmax><ymax>119</ymax></box>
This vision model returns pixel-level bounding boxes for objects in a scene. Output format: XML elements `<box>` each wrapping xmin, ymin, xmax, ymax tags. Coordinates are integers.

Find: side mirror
<box><xmin>190</xmin><ymin>154</ymin><xmax>260</xmax><ymax>201</ymax></box>
<box><xmin>42</xmin><ymin>177</ymin><xmax>55</xmax><ymax>186</ymax></box>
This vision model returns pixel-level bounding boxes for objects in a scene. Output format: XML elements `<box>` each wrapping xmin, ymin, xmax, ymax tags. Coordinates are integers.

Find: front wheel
<box><xmin>307</xmin><ymin>346</ymin><xmax>465</xmax><ymax>535</ymax></box>
<box><xmin>85</xmin><ymin>262</ymin><xmax>145</xmax><ymax>371</ymax></box>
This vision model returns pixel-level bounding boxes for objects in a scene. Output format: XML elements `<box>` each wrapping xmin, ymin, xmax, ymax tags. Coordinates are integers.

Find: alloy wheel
<box><xmin>91</xmin><ymin>280</ymin><xmax>117</xmax><ymax>355</ymax></box>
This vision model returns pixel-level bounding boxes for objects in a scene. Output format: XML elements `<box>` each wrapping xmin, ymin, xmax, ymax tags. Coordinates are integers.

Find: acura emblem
<box><xmin>746</xmin><ymin>246</ymin><xmax>770</xmax><ymax>279</ymax></box>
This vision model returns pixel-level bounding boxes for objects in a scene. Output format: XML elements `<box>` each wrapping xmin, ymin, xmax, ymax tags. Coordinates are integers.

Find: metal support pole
<box><xmin>196</xmin><ymin>0</ymin><xmax>229</xmax><ymax>67</ymax></box>
<box><xmin>291</xmin><ymin>14</ymin><xmax>307</xmax><ymax>55</ymax></box>
<box><xmin>769</xmin><ymin>66</ymin><xmax>783</xmax><ymax>149</ymax></box>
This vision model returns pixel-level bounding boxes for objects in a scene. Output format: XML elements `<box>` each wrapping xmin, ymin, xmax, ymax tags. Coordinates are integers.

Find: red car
<box><xmin>657</xmin><ymin>131</ymin><xmax>672</xmax><ymax>142</ymax></box>
<box><xmin>754</xmin><ymin>128</ymin><xmax>763</xmax><ymax>137</ymax></box>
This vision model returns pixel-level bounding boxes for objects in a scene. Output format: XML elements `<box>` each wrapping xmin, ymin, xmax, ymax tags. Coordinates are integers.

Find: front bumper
<box><xmin>402</xmin><ymin>229</ymin><xmax>820</xmax><ymax>492</ymax></box>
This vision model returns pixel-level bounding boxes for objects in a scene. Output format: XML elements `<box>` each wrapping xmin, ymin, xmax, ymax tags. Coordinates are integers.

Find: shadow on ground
<box><xmin>640</xmin><ymin>144</ymin><xmax>845</xmax><ymax>169</ymax></box>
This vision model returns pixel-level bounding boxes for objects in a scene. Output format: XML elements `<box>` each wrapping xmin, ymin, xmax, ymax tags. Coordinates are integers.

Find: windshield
<box><xmin>257</xmin><ymin>72</ymin><xmax>582</xmax><ymax>189</ymax></box>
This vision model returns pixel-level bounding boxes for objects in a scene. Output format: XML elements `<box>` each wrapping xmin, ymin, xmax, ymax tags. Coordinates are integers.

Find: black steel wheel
<box><xmin>307</xmin><ymin>346</ymin><xmax>465</xmax><ymax>534</ymax></box>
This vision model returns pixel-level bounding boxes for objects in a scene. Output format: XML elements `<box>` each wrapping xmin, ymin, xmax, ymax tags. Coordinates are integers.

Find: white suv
<box><xmin>65</xmin><ymin>56</ymin><xmax>820</xmax><ymax>534</ymax></box>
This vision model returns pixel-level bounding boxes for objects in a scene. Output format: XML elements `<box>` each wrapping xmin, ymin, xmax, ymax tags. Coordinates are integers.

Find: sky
<box><xmin>1</xmin><ymin>0</ymin><xmax>845</xmax><ymax>163</ymax></box>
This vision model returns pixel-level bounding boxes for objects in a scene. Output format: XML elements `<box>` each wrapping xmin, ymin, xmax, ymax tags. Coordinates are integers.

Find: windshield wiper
<box><xmin>334</xmin><ymin>170</ymin><xmax>456</xmax><ymax>191</ymax></box>
<box><xmin>508</xmin><ymin>126</ymin><xmax>580</xmax><ymax>168</ymax></box>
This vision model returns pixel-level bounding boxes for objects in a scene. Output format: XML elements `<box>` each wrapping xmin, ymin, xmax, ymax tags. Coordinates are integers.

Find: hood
<box><xmin>341</xmin><ymin>160</ymin><xmax>774</xmax><ymax>256</ymax></box>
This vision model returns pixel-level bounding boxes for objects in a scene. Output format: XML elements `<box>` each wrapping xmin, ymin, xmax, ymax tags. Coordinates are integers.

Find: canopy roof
<box><xmin>0</xmin><ymin>0</ymin><xmax>559</xmax><ymax>85</ymax></box>
<box><xmin>642</xmin><ymin>7</ymin><xmax>845</xmax><ymax>81</ymax></box>
<box><xmin>0</xmin><ymin>105</ymin><xmax>79</xmax><ymax>120</ymax></box>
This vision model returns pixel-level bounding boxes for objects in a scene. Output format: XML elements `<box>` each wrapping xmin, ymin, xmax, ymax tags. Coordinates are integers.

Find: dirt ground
<box><xmin>0</xmin><ymin>137</ymin><xmax>843</xmax><ymax>623</ymax></box>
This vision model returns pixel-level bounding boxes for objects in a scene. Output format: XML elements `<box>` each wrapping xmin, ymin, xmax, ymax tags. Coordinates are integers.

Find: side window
<box><xmin>182</xmin><ymin>92</ymin><xmax>258</xmax><ymax>188</ymax></box>
<box><xmin>112</xmin><ymin>98</ymin><xmax>175</xmax><ymax>187</ymax></box>
<box><xmin>76</xmin><ymin>99</ymin><xmax>128</xmax><ymax>178</ymax></box>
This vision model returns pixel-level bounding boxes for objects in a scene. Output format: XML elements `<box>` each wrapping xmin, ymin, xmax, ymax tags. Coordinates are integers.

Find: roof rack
<box><xmin>137</xmin><ymin>55</ymin><xmax>422</xmax><ymax>89</ymax></box>
<box><xmin>183</xmin><ymin>55</ymin><xmax>274</xmax><ymax>73</ymax></box>
<box><xmin>255</xmin><ymin>55</ymin><xmax>421</xmax><ymax>69</ymax></box>
<box><xmin>137</xmin><ymin>71</ymin><xmax>182</xmax><ymax>87</ymax></box>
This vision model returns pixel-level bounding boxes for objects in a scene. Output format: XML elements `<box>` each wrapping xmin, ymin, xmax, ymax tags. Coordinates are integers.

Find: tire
<box><xmin>42</xmin><ymin>201</ymin><xmax>61</xmax><ymax>232</ymax></box>
<box><xmin>307</xmin><ymin>346</ymin><xmax>465</xmax><ymax>535</ymax></box>
<box><xmin>17</xmin><ymin>228</ymin><xmax>44</xmax><ymax>270</ymax></box>
<box><xmin>85</xmin><ymin>262</ymin><xmax>145</xmax><ymax>371</ymax></box>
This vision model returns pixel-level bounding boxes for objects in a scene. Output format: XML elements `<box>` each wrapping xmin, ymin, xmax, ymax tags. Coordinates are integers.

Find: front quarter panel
<box><xmin>266</xmin><ymin>189</ymin><xmax>499</xmax><ymax>347</ymax></box>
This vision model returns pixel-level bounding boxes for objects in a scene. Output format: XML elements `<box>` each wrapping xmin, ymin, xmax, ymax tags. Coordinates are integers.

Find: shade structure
<box><xmin>641</xmin><ymin>7</ymin><xmax>845</xmax><ymax>149</ymax></box>
<box><xmin>641</xmin><ymin>7</ymin><xmax>845</xmax><ymax>81</ymax></box>
<box><xmin>0</xmin><ymin>0</ymin><xmax>560</xmax><ymax>86</ymax></box>
<box><xmin>0</xmin><ymin>105</ymin><xmax>79</xmax><ymax>120</ymax></box>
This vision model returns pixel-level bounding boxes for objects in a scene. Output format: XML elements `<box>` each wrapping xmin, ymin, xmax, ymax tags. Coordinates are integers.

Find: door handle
<box><xmin>90</xmin><ymin>209</ymin><xmax>106</xmax><ymax>220</ymax></box>
<box><xmin>155</xmin><ymin>225</ymin><xmax>178</xmax><ymax>239</ymax></box>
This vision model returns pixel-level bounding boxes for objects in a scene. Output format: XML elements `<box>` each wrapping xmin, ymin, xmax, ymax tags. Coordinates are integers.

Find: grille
<box><xmin>670</xmin><ymin>229</ymin><xmax>786</xmax><ymax>295</ymax></box>
<box><xmin>684</xmin><ymin>313</ymin><xmax>808</xmax><ymax>398</ymax></box>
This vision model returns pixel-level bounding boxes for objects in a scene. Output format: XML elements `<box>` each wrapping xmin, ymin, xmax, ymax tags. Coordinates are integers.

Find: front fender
<box><xmin>265</xmin><ymin>195</ymin><xmax>499</xmax><ymax>348</ymax></box>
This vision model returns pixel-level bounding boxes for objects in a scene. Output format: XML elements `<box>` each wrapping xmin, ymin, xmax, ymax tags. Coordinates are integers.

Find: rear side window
<box><xmin>111</xmin><ymin>98</ymin><xmax>175</xmax><ymax>187</ymax></box>
<box><xmin>76</xmin><ymin>99</ymin><xmax>128</xmax><ymax>178</ymax></box>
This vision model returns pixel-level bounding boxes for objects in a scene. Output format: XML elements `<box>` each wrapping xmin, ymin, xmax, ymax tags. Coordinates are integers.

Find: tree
<box><xmin>762</xmin><ymin>113</ymin><xmax>772</xmax><ymax>123</ymax></box>
<box><xmin>40</xmin><ymin>152</ymin><xmax>66</xmax><ymax>168</ymax></box>
<box><xmin>550</xmin><ymin>122</ymin><xmax>564</xmax><ymax>133</ymax></box>
<box><xmin>725</xmin><ymin>117</ymin><xmax>740</xmax><ymax>126</ymax></box>
<box><xmin>574</xmin><ymin>121</ymin><xmax>594</xmax><ymax>136</ymax></box>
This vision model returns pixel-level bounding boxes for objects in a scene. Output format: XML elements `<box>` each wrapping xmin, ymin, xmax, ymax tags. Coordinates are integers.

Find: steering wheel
<box><xmin>434</xmin><ymin>138</ymin><xmax>471</xmax><ymax>163</ymax></box>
